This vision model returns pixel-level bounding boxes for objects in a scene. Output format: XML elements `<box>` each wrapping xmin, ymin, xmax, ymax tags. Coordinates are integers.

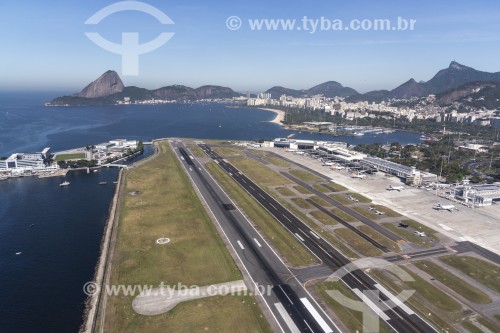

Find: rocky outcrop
<box><xmin>77</xmin><ymin>70</ymin><xmax>124</xmax><ymax>98</ymax></box>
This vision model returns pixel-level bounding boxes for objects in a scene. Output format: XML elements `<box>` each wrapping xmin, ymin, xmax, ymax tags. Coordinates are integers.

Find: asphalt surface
<box><xmin>199</xmin><ymin>143</ymin><xmax>439</xmax><ymax>333</ymax></box>
<box><xmin>173</xmin><ymin>141</ymin><xmax>337</xmax><ymax>333</ymax></box>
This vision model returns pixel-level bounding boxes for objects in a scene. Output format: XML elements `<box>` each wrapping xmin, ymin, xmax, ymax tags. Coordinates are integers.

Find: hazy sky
<box><xmin>2</xmin><ymin>0</ymin><xmax>500</xmax><ymax>93</ymax></box>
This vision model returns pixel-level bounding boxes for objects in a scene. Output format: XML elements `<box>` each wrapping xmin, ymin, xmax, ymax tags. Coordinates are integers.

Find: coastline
<box><xmin>256</xmin><ymin>107</ymin><xmax>285</xmax><ymax>125</ymax></box>
<box><xmin>79</xmin><ymin>142</ymin><xmax>160</xmax><ymax>333</ymax></box>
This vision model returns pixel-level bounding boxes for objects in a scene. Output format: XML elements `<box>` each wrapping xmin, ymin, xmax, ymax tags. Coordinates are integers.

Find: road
<box><xmin>172</xmin><ymin>141</ymin><xmax>337</xmax><ymax>333</ymax></box>
<box><xmin>199</xmin><ymin>143</ymin><xmax>438</xmax><ymax>333</ymax></box>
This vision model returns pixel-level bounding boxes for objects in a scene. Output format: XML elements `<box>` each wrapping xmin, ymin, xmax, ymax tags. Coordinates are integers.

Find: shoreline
<box><xmin>255</xmin><ymin>107</ymin><xmax>285</xmax><ymax>125</ymax></box>
<box><xmin>79</xmin><ymin>142</ymin><xmax>160</xmax><ymax>333</ymax></box>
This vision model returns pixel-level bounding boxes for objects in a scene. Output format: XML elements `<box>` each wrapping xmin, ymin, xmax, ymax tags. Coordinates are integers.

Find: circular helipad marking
<box><xmin>156</xmin><ymin>237</ymin><xmax>171</xmax><ymax>245</ymax></box>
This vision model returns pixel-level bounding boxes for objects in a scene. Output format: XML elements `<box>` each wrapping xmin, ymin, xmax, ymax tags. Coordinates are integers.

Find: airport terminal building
<box><xmin>451</xmin><ymin>184</ymin><xmax>500</xmax><ymax>206</ymax></box>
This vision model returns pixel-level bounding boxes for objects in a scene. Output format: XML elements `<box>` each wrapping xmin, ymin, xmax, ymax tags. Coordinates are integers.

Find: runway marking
<box><xmin>294</xmin><ymin>233</ymin><xmax>305</xmax><ymax>242</ymax></box>
<box><xmin>274</xmin><ymin>303</ymin><xmax>301</xmax><ymax>333</ymax></box>
<box><xmin>374</xmin><ymin>284</ymin><xmax>414</xmax><ymax>315</ymax></box>
<box><xmin>317</xmin><ymin>244</ymin><xmax>333</xmax><ymax>258</ymax></box>
<box><xmin>300</xmin><ymin>298</ymin><xmax>334</xmax><ymax>333</ymax></box>
<box><xmin>253</xmin><ymin>238</ymin><xmax>262</xmax><ymax>247</ymax></box>
<box><xmin>237</xmin><ymin>240</ymin><xmax>245</xmax><ymax>250</ymax></box>
<box><xmin>229</xmin><ymin>172</ymin><xmax>232</xmax><ymax>176</ymax></box>
<box><xmin>269</xmin><ymin>203</ymin><xmax>277</xmax><ymax>210</ymax></box>
<box><xmin>310</xmin><ymin>231</ymin><xmax>321</xmax><ymax>239</ymax></box>
<box><xmin>214</xmin><ymin>160</ymin><xmax>219</xmax><ymax>164</ymax></box>
<box><xmin>352</xmin><ymin>289</ymin><xmax>390</xmax><ymax>321</ymax></box>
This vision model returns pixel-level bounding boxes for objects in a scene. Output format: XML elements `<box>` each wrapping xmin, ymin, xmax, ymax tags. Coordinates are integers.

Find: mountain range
<box><xmin>49</xmin><ymin>61</ymin><xmax>500</xmax><ymax>106</ymax></box>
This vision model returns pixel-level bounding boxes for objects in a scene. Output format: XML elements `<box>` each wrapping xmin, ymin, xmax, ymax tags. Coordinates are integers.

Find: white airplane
<box><xmin>351</xmin><ymin>173</ymin><xmax>366</xmax><ymax>179</ymax></box>
<box><xmin>374</xmin><ymin>210</ymin><xmax>384</xmax><ymax>215</ymax></box>
<box><xmin>295</xmin><ymin>151</ymin><xmax>305</xmax><ymax>155</ymax></box>
<box><xmin>433</xmin><ymin>203</ymin><xmax>457</xmax><ymax>212</ymax></box>
<box><xmin>332</xmin><ymin>164</ymin><xmax>345</xmax><ymax>170</ymax></box>
<box><xmin>323</xmin><ymin>161</ymin><xmax>334</xmax><ymax>166</ymax></box>
<box><xmin>347</xmin><ymin>195</ymin><xmax>359</xmax><ymax>202</ymax></box>
<box><xmin>414</xmin><ymin>231</ymin><xmax>426</xmax><ymax>237</ymax></box>
<box><xmin>387</xmin><ymin>185</ymin><xmax>404</xmax><ymax>192</ymax></box>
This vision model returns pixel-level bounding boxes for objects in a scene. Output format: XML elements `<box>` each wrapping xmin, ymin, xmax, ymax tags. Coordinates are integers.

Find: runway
<box><xmin>172</xmin><ymin>141</ymin><xmax>338</xmax><ymax>333</ymax></box>
<box><xmin>198</xmin><ymin>143</ymin><xmax>439</xmax><ymax>333</ymax></box>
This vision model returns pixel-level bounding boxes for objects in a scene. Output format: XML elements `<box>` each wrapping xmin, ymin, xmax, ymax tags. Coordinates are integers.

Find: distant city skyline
<box><xmin>2</xmin><ymin>0</ymin><xmax>500</xmax><ymax>92</ymax></box>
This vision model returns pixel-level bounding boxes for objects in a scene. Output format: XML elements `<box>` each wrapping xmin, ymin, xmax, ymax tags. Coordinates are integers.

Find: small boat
<box><xmin>99</xmin><ymin>182</ymin><xmax>108</xmax><ymax>185</ymax></box>
<box><xmin>30</xmin><ymin>224</ymin><xmax>35</xmax><ymax>228</ymax></box>
<box><xmin>59</xmin><ymin>181</ymin><xmax>70</xmax><ymax>187</ymax></box>
<box><xmin>218</xmin><ymin>123</ymin><xmax>222</xmax><ymax>128</ymax></box>
<box><xmin>15</xmin><ymin>252</ymin><xmax>22</xmax><ymax>255</ymax></box>
<box><xmin>113</xmin><ymin>181</ymin><xmax>118</xmax><ymax>184</ymax></box>
<box><xmin>93</xmin><ymin>170</ymin><xmax>98</xmax><ymax>173</ymax></box>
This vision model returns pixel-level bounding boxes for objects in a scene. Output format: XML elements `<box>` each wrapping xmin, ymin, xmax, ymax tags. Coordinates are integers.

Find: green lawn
<box><xmin>334</xmin><ymin>228</ymin><xmax>383</xmax><ymax>257</ymax></box>
<box><xmin>186</xmin><ymin>144</ymin><xmax>206</xmax><ymax>158</ymax></box>
<box><xmin>326</xmin><ymin>182</ymin><xmax>348</xmax><ymax>192</ymax></box>
<box><xmin>414</xmin><ymin>260</ymin><xmax>492</xmax><ymax>304</ymax></box>
<box><xmin>275</xmin><ymin>186</ymin><xmax>295</xmax><ymax>196</ymax></box>
<box><xmin>212</xmin><ymin>146</ymin><xmax>245</xmax><ymax>157</ymax></box>
<box><xmin>330</xmin><ymin>208</ymin><xmax>358</xmax><ymax>223</ymax></box>
<box><xmin>462</xmin><ymin>320</ymin><xmax>483</xmax><ymax>333</ymax></box>
<box><xmin>232</xmin><ymin>158</ymin><xmax>292</xmax><ymax>187</ymax></box>
<box><xmin>293</xmin><ymin>185</ymin><xmax>312</xmax><ymax>195</ymax></box>
<box><xmin>358</xmin><ymin>225</ymin><xmax>400</xmax><ymax>253</ymax></box>
<box><xmin>263</xmin><ymin>155</ymin><xmax>291</xmax><ymax>167</ymax></box>
<box><xmin>313</xmin><ymin>184</ymin><xmax>333</xmax><ymax>193</ymax></box>
<box><xmin>289</xmin><ymin>169</ymin><xmax>323</xmax><ymax>182</ymax></box>
<box><xmin>346</xmin><ymin>192</ymin><xmax>372</xmax><ymax>203</ymax></box>
<box><xmin>369</xmin><ymin>204</ymin><xmax>401</xmax><ymax>217</ymax></box>
<box><xmin>440</xmin><ymin>255</ymin><xmax>500</xmax><ymax>293</ymax></box>
<box><xmin>55</xmin><ymin>153</ymin><xmax>86</xmax><ymax>161</ymax></box>
<box><xmin>206</xmin><ymin>161</ymin><xmax>317</xmax><ymax>267</ymax></box>
<box><xmin>310</xmin><ymin>210</ymin><xmax>338</xmax><ymax>225</ymax></box>
<box><xmin>309</xmin><ymin>195</ymin><xmax>332</xmax><ymax>207</ymax></box>
<box><xmin>381</xmin><ymin>222</ymin><xmax>432</xmax><ymax>247</ymax></box>
<box><xmin>330</xmin><ymin>194</ymin><xmax>352</xmax><ymax>205</ymax></box>
<box><xmin>291</xmin><ymin>197</ymin><xmax>314</xmax><ymax>209</ymax></box>
<box><xmin>352</xmin><ymin>206</ymin><xmax>382</xmax><ymax>220</ymax></box>
<box><xmin>103</xmin><ymin>142</ymin><xmax>271</xmax><ymax>333</ymax></box>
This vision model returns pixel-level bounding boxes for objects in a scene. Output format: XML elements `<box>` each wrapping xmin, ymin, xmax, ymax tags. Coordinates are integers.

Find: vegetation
<box><xmin>330</xmin><ymin>194</ymin><xmax>352</xmax><ymax>205</ymax></box>
<box><xmin>313</xmin><ymin>184</ymin><xmax>333</xmax><ymax>193</ymax></box>
<box><xmin>309</xmin><ymin>195</ymin><xmax>332</xmax><ymax>207</ymax></box>
<box><xmin>263</xmin><ymin>155</ymin><xmax>291</xmax><ymax>167</ymax></box>
<box><xmin>334</xmin><ymin>228</ymin><xmax>383</xmax><ymax>257</ymax></box>
<box><xmin>346</xmin><ymin>192</ymin><xmax>372</xmax><ymax>203</ymax></box>
<box><xmin>330</xmin><ymin>208</ymin><xmax>358</xmax><ymax>223</ymax></box>
<box><xmin>440</xmin><ymin>256</ymin><xmax>500</xmax><ymax>293</ymax></box>
<box><xmin>414</xmin><ymin>260</ymin><xmax>492</xmax><ymax>304</ymax></box>
<box><xmin>274</xmin><ymin>186</ymin><xmax>295</xmax><ymax>196</ymax></box>
<box><xmin>54</xmin><ymin>153</ymin><xmax>86</xmax><ymax>161</ymax></box>
<box><xmin>104</xmin><ymin>143</ymin><xmax>271</xmax><ymax>332</ymax></box>
<box><xmin>291</xmin><ymin>197</ymin><xmax>314</xmax><ymax>209</ymax></box>
<box><xmin>186</xmin><ymin>144</ymin><xmax>206</xmax><ymax>158</ymax></box>
<box><xmin>212</xmin><ymin>146</ymin><xmax>244</xmax><ymax>157</ymax></box>
<box><xmin>380</xmin><ymin>223</ymin><xmax>433</xmax><ymax>247</ymax></box>
<box><xmin>289</xmin><ymin>169</ymin><xmax>323</xmax><ymax>182</ymax></box>
<box><xmin>357</xmin><ymin>225</ymin><xmax>400</xmax><ymax>252</ymax></box>
<box><xmin>326</xmin><ymin>182</ymin><xmax>348</xmax><ymax>192</ymax></box>
<box><xmin>231</xmin><ymin>158</ymin><xmax>292</xmax><ymax>187</ymax></box>
<box><xmin>309</xmin><ymin>210</ymin><xmax>338</xmax><ymax>225</ymax></box>
<box><xmin>352</xmin><ymin>206</ymin><xmax>382</xmax><ymax>220</ymax></box>
<box><xmin>369</xmin><ymin>204</ymin><xmax>401</xmax><ymax>217</ymax></box>
<box><xmin>206</xmin><ymin>162</ymin><xmax>317</xmax><ymax>266</ymax></box>
<box><xmin>293</xmin><ymin>185</ymin><xmax>312</xmax><ymax>195</ymax></box>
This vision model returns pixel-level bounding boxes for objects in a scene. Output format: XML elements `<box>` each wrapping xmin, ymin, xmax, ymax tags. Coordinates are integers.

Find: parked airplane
<box><xmin>387</xmin><ymin>185</ymin><xmax>404</xmax><ymax>192</ymax></box>
<box><xmin>433</xmin><ymin>203</ymin><xmax>457</xmax><ymax>212</ymax></box>
<box><xmin>414</xmin><ymin>231</ymin><xmax>427</xmax><ymax>237</ymax></box>
<box><xmin>294</xmin><ymin>151</ymin><xmax>305</xmax><ymax>155</ymax></box>
<box><xmin>332</xmin><ymin>164</ymin><xmax>345</xmax><ymax>170</ymax></box>
<box><xmin>323</xmin><ymin>161</ymin><xmax>334</xmax><ymax>166</ymax></box>
<box><xmin>347</xmin><ymin>195</ymin><xmax>359</xmax><ymax>202</ymax></box>
<box><xmin>398</xmin><ymin>222</ymin><xmax>409</xmax><ymax>228</ymax></box>
<box><xmin>374</xmin><ymin>210</ymin><xmax>384</xmax><ymax>215</ymax></box>
<box><xmin>351</xmin><ymin>173</ymin><xmax>366</xmax><ymax>179</ymax></box>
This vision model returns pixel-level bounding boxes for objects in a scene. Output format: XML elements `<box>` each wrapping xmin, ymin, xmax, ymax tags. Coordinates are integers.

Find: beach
<box><xmin>257</xmin><ymin>107</ymin><xmax>285</xmax><ymax>125</ymax></box>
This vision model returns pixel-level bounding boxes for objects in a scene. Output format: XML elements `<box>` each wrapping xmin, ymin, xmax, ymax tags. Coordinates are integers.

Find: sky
<box><xmin>2</xmin><ymin>0</ymin><xmax>500</xmax><ymax>93</ymax></box>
